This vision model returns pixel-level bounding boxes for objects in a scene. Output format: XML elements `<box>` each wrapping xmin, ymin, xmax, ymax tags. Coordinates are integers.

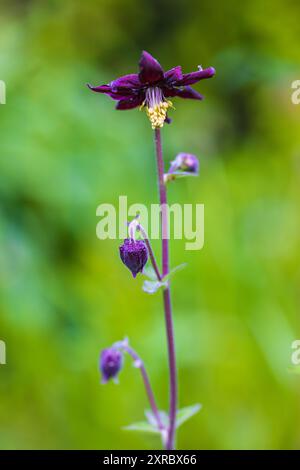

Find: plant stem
<box><xmin>118</xmin><ymin>342</ymin><xmax>164</xmax><ymax>431</ymax></box>
<box><xmin>154</xmin><ymin>128</ymin><xmax>177</xmax><ymax>450</ymax></box>
<box><xmin>137</xmin><ymin>224</ymin><xmax>162</xmax><ymax>281</ymax></box>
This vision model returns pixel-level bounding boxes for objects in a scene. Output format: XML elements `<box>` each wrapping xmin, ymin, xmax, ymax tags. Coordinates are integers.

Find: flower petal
<box><xmin>110</xmin><ymin>74</ymin><xmax>141</xmax><ymax>90</ymax></box>
<box><xmin>173</xmin><ymin>86</ymin><xmax>204</xmax><ymax>100</ymax></box>
<box><xmin>139</xmin><ymin>51</ymin><xmax>164</xmax><ymax>84</ymax></box>
<box><xmin>87</xmin><ymin>83</ymin><xmax>134</xmax><ymax>101</ymax></box>
<box><xmin>116</xmin><ymin>96</ymin><xmax>144</xmax><ymax>110</ymax></box>
<box><xmin>87</xmin><ymin>83</ymin><xmax>112</xmax><ymax>93</ymax></box>
<box><xmin>176</xmin><ymin>66</ymin><xmax>215</xmax><ymax>86</ymax></box>
<box><xmin>164</xmin><ymin>66</ymin><xmax>183</xmax><ymax>84</ymax></box>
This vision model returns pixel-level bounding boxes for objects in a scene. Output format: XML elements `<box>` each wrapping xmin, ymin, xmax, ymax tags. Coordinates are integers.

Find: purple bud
<box><xmin>100</xmin><ymin>348</ymin><xmax>123</xmax><ymax>384</ymax></box>
<box><xmin>169</xmin><ymin>153</ymin><xmax>199</xmax><ymax>174</ymax></box>
<box><xmin>119</xmin><ymin>238</ymin><xmax>148</xmax><ymax>278</ymax></box>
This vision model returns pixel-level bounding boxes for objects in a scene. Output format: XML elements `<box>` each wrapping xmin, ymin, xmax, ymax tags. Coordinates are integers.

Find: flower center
<box><xmin>142</xmin><ymin>87</ymin><xmax>173</xmax><ymax>129</ymax></box>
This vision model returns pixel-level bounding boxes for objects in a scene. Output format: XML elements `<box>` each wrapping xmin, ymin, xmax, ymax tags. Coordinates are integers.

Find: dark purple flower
<box><xmin>87</xmin><ymin>51</ymin><xmax>215</xmax><ymax>129</ymax></box>
<box><xmin>100</xmin><ymin>347</ymin><xmax>123</xmax><ymax>384</ymax></box>
<box><xmin>169</xmin><ymin>153</ymin><xmax>199</xmax><ymax>175</ymax></box>
<box><xmin>119</xmin><ymin>238</ymin><xmax>148</xmax><ymax>278</ymax></box>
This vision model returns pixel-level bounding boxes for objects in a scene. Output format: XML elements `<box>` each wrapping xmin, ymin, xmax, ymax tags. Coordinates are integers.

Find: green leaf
<box><xmin>162</xmin><ymin>263</ymin><xmax>187</xmax><ymax>282</ymax></box>
<box><xmin>142</xmin><ymin>280</ymin><xmax>167</xmax><ymax>294</ymax></box>
<box><xmin>176</xmin><ymin>404</ymin><xmax>202</xmax><ymax>428</ymax></box>
<box><xmin>164</xmin><ymin>172</ymin><xmax>199</xmax><ymax>183</ymax></box>
<box><xmin>123</xmin><ymin>421</ymin><xmax>161</xmax><ymax>434</ymax></box>
<box><xmin>145</xmin><ymin>410</ymin><xmax>169</xmax><ymax>428</ymax></box>
<box><xmin>123</xmin><ymin>404</ymin><xmax>202</xmax><ymax>437</ymax></box>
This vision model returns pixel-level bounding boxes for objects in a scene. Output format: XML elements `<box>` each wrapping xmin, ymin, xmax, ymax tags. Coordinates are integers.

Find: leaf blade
<box><xmin>123</xmin><ymin>421</ymin><xmax>161</xmax><ymax>434</ymax></box>
<box><xmin>176</xmin><ymin>404</ymin><xmax>202</xmax><ymax>428</ymax></box>
<box><xmin>142</xmin><ymin>280</ymin><xmax>167</xmax><ymax>294</ymax></box>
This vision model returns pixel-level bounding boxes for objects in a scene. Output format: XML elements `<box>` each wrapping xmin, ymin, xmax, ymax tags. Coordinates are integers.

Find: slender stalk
<box><xmin>117</xmin><ymin>342</ymin><xmax>164</xmax><ymax>431</ymax></box>
<box><xmin>137</xmin><ymin>224</ymin><xmax>162</xmax><ymax>281</ymax></box>
<box><xmin>154</xmin><ymin>128</ymin><xmax>177</xmax><ymax>450</ymax></box>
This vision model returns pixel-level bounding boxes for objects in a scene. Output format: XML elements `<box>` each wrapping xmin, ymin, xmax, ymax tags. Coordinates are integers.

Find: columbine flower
<box><xmin>100</xmin><ymin>347</ymin><xmax>123</xmax><ymax>384</ymax></box>
<box><xmin>169</xmin><ymin>153</ymin><xmax>199</xmax><ymax>174</ymax></box>
<box><xmin>88</xmin><ymin>51</ymin><xmax>215</xmax><ymax>129</ymax></box>
<box><xmin>119</xmin><ymin>238</ymin><xmax>148</xmax><ymax>278</ymax></box>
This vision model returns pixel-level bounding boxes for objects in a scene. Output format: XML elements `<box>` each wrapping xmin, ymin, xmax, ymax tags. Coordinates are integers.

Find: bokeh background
<box><xmin>1</xmin><ymin>0</ymin><xmax>300</xmax><ymax>450</ymax></box>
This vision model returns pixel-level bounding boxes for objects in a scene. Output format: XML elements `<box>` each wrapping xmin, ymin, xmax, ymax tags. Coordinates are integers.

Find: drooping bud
<box><xmin>119</xmin><ymin>238</ymin><xmax>148</xmax><ymax>278</ymax></box>
<box><xmin>100</xmin><ymin>347</ymin><xmax>123</xmax><ymax>384</ymax></box>
<box><xmin>169</xmin><ymin>153</ymin><xmax>199</xmax><ymax>174</ymax></box>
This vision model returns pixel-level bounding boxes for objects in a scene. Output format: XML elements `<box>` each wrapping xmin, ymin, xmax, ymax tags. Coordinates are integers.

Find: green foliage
<box><xmin>124</xmin><ymin>421</ymin><xmax>160</xmax><ymax>434</ymax></box>
<box><xmin>142</xmin><ymin>280</ymin><xmax>167</xmax><ymax>294</ymax></box>
<box><xmin>124</xmin><ymin>404</ymin><xmax>202</xmax><ymax>445</ymax></box>
<box><xmin>142</xmin><ymin>264</ymin><xmax>186</xmax><ymax>293</ymax></box>
<box><xmin>175</xmin><ymin>404</ymin><xmax>202</xmax><ymax>428</ymax></box>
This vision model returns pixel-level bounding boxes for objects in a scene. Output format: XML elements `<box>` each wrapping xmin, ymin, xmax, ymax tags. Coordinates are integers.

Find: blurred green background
<box><xmin>1</xmin><ymin>0</ymin><xmax>300</xmax><ymax>450</ymax></box>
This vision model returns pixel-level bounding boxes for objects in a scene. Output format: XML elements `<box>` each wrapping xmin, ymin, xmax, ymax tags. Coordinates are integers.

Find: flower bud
<box><xmin>119</xmin><ymin>238</ymin><xmax>148</xmax><ymax>278</ymax></box>
<box><xmin>169</xmin><ymin>153</ymin><xmax>199</xmax><ymax>175</ymax></box>
<box><xmin>100</xmin><ymin>347</ymin><xmax>123</xmax><ymax>384</ymax></box>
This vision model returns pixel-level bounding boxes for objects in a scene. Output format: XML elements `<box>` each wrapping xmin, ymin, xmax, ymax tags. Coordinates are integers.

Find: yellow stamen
<box><xmin>142</xmin><ymin>87</ymin><xmax>173</xmax><ymax>129</ymax></box>
<box><xmin>146</xmin><ymin>101</ymin><xmax>173</xmax><ymax>129</ymax></box>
